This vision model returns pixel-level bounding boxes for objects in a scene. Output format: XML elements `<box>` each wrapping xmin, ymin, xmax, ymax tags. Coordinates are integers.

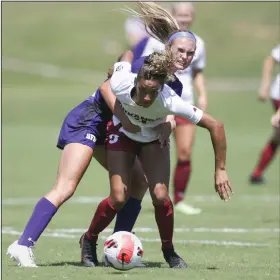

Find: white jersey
<box><xmin>140</xmin><ymin>34</ymin><xmax>206</xmax><ymax>104</ymax></box>
<box><xmin>270</xmin><ymin>44</ymin><xmax>280</xmax><ymax>100</ymax></box>
<box><xmin>110</xmin><ymin>62</ymin><xmax>203</xmax><ymax>143</ymax></box>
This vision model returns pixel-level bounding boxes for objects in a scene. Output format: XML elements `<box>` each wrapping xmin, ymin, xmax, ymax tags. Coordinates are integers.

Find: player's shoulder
<box><xmin>160</xmin><ymin>84</ymin><xmax>179</xmax><ymax>104</ymax></box>
<box><xmin>113</xmin><ymin>61</ymin><xmax>131</xmax><ymax>72</ymax></box>
<box><xmin>159</xmin><ymin>84</ymin><xmax>183</xmax><ymax>111</ymax></box>
<box><xmin>110</xmin><ymin>62</ymin><xmax>135</xmax><ymax>94</ymax></box>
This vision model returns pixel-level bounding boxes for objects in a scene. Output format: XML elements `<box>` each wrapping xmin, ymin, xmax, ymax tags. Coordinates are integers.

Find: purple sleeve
<box><xmin>131</xmin><ymin>56</ymin><xmax>146</xmax><ymax>73</ymax></box>
<box><xmin>132</xmin><ymin>36</ymin><xmax>150</xmax><ymax>61</ymax></box>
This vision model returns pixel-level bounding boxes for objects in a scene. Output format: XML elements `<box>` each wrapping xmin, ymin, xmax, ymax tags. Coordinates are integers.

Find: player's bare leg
<box><xmin>139</xmin><ymin>142</ymin><xmax>188</xmax><ymax>269</ymax></box>
<box><xmin>83</xmin><ymin>150</ymin><xmax>135</xmax><ymax>266</ymax></box>
<box><xmin>7</xmin><ymin>143</ymin><xmax>93</xmax><ymax>267</ymax></box>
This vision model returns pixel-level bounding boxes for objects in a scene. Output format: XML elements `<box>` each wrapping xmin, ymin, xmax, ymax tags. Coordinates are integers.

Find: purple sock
<box><xmin>113</xmin><ymin>197</ymin><xmax>142</xmax><ymax>233</ymax></box>
<box><xmin>18</xmin><ymin>197</ymin><xmax>57</xmax><ymax>247</ymax></box>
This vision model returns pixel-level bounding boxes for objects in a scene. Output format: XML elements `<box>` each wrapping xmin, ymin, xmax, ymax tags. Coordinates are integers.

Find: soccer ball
<box><xmin>103</xmin><ymin>231</ymin><xmax>144</xmax><ymax>270</ymax></box>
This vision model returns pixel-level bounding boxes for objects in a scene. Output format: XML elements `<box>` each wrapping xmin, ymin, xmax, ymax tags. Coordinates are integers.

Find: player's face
<box><xmin>170</xmin><ymin>37</ymin><xmax>196</xmax><ymax>71</ymax></box>
<box><xmin>172</xmin><ymin>6</ymin><xmax>194</xmax><ymax>30</ymax></box>
<box><xmin>136</xmin><ymin>79</ymin><xmax>160</xmax><ymax>107</ymax></box>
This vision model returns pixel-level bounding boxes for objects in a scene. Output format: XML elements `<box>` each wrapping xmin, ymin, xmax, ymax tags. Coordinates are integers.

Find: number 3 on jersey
<box><xmin>108</xmin><ymin>134</ymin><xmax>119</xmax><ymax>144</ymax></box>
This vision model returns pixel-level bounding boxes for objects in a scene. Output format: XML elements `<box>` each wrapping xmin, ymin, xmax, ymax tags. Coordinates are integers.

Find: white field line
<box><xmin>2</xmin><ymin>56</ymin><xmax>260</xmax><ymax>92</ymax></box>
<box><xmin>2</xmin><ymin>227</ymin><xmax>274</xmax><ymax>247</ymax></box>
<box><xmin>2</xmin><ymin>195</ymin><xmax>279</xmax><ymax>206</ymax></box>
<box><xmin>43</xmin><ymin>227</ymin><xmax>280</xmax><ymax>234</ymax></box>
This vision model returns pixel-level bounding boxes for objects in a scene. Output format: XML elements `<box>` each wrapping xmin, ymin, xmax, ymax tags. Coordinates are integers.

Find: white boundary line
<box><xmin>2</xmin><ymin>227</ymin><xmax>274</xmax><ymax>248</ymax></box>
<box><xmin>2</xmin><ymin>56</ymin><xmax>260</xmax><ymax>92</ymax></box>
<box><xmin>2</xmin><ymin>195</ymin><xmax>279</xmax><ymax>205</ymax></box>
<box><xmin>43</xmin><ymin>227</ymin><xmax>280</xmax><ymax>234</ymax></box>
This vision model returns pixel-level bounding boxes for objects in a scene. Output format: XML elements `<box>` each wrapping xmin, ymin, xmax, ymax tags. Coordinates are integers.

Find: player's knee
<box><xmin>151</xmin><ymin>184</ymin><xmax>169</xmax><ymax>204</ymax></box>
<box><xmin>178</xmin><ymin>148</ymin><xmax>192</xmax><ymax>161</ymax></box>
<box><xmin>52</xmin><ymin>180</ymin><xmax>78</xmax><ymax>204</ymax></box>
<box><xmin>110</xmin><ymin>192</ymin><xmax>128</xmax><ymax>211</ymax></box>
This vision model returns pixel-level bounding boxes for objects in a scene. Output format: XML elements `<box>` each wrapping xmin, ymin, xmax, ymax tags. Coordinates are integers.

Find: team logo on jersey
<box><xmin>108</xmin><ymin>134</ymin><xmax>119</xmax><ymax>144</ymax></box>
<box><xmin>115</xmin><ymin>65</ymin><xmax>123</xmax><ymax>72</ymax></box>
<box><xmin>86</xmin><ymin>133</ymin><xmax>97</xmax><ymax>142</ymax></box>
<box><xmin>193</xmin><ymin>107</ymin><xmax>197</xmax><ymax>112</ymax></box>
<box><xmin>121</xmin><ymin>105</ymin><xmax>160</xmax><ymax>124</ymax></box>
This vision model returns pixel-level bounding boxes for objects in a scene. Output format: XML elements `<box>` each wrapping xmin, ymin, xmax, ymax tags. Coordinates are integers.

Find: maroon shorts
<box><xmin>175</xmin><ymin>116</ymin><xmax>194</xmax><ymax>126</ymax></box>
<box><xmin>105</xmin><ymin>121</ymin><xmax>161</xmax><ymax>155</ymax></box>
<box><xmin>272</xmin><ymin>99</ymin><xmax>280</xmax><ymax>111</ymax></box>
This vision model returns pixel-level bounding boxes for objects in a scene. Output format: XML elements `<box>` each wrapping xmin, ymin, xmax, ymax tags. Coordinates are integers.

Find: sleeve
<box><xmin>191</xmin><ymin>38</ymin><xmax>206</xmax><ymax>70</ymax></box>
<box><xmin>271</xmin><ymin>44</ymin><xmax>280</xmax><ymax>63</ymax></box>
<box><xmin>141</xmin><ymin>38</ymin><xmax>165</xmax><ymax>57</ymax></box>
<box><xmin>131</xmin><ymin>57</ymin><xmax>145</xmax><ymax>73</ymax></box>
<box><xmin>110</xmin><ymin>62</ymin><xmax>132</xmax><ymax>97</ymax></box>
<box><xmin>167</xmin><ymin>93</ymin><xmax>203</xmax><ymax>124</ymax></box>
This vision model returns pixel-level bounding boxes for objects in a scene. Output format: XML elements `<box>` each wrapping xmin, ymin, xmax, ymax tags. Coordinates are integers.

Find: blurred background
<box><xmin>2</xmin><ymin>2</ymin><xmax>279</xmax><ymax>279</ymax></box>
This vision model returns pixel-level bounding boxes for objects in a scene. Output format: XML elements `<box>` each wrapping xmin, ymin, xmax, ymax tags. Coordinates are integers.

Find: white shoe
<box><xmin>102</xmin><ymin>253</ymin><xmax>146</xmax><ymax>268</ymax></box>
<box><xmin>174</xmin><ymin>201</ymin><xmax>202</xmax><ymax>215</ymax></box>
<box><xmin>7</xmin><ymin>240</ymin><xmax>38</xmax><ymax>267</ymax></box>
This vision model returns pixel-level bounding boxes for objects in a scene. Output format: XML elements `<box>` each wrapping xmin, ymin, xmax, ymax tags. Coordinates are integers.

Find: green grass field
<box><xmin>2</xmin><ymin>2</ymin><xmax>280</xmax><ymax>280</ymax></box>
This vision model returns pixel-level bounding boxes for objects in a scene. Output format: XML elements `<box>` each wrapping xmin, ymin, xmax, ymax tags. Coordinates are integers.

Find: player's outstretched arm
<box><xmin>197</xmin><ymin>113</ymin><xmax>232</xmax><ymax>201</ymax></box>
<box><xmin>166</xmin><ymin>93</ymin><xmax>232</xmax><ymax>201</ymax></box>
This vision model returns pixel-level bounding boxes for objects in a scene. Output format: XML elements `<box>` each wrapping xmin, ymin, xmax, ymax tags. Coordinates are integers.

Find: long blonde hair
<box><xmin>124</xmin><ymin>2</ymin><xmax>180</xmax><ymax>44</ymax></box>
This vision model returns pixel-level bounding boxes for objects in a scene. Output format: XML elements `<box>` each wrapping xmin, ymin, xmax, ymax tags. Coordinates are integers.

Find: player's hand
<box><xmin>214</xmin><ymin>168</ymin><xmax>232</xmax><ymax>201</ymax></box>
<box><xmin>155</xmin><ymin>120</ymin><xmax>176</xmax><ymax>148</ymax></box>
<box><xmin>258</xmin><ymin>88</ymin><xmax>269</xmax><ymax>102</ymax></box>
<box><xmin>198</xmin><ymin>95</ymin><xmax>208</xmax><ymax>111</ymax></box>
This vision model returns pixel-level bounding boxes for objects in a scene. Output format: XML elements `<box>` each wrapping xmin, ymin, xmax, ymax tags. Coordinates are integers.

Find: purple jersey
<box><xmin>132</xmin><ymin>36</ymin><xmax>150</xmax><ymax>61</ymax></box>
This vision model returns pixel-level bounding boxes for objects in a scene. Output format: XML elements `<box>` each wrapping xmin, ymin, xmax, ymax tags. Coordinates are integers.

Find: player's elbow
<box><xmin>100</xmin><ymin>81</ymin><xmax>110</xmax><ymax>97</ymax></box>
<box><xmin>210</xmin><ymin>119</ymin><xmax>224</xmax><ymax>132</ymax></box>
<box><xmin>198</xmin><ymin>113</ymin><xmax>224</xmax><ymax>132</ymax></box>
<box><xmin>214</xmin><ymin>119</ymin><xmax>224</xmax><ymax>130</ymax></box>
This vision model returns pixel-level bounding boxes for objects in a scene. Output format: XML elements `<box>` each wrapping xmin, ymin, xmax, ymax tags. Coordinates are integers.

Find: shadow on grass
<box><xmin>39</xmin><ymin>261</ymin><xmax>85</xmax><ymax>267</ymax></box>
<box><xmin>40</xmin><ymin>261</ymin><xmax>164</xmax><ymax>268</ymax></box>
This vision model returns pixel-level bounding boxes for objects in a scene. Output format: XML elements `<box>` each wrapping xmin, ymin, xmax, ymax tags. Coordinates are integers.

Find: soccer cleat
<box><xmin>79</xmin><ymin>233</ymin><xmax>98</xmax><ymax>267</ymax></box>
<box><xmin>249</xmin><ymin>175</ymin><xmax>265</xmax><ymax>185</ymax></box>
<box><xmin>6</xmin><ymin>240</ymin><xmax>38</xmax><ymax>267</ymax></box>
<box><xmin>174</xmin><ymin>201</ymin><xmax>202</xmax><ymax>215</ymax></box>
<box><xmin>162</xmin><ymin>247</ymin><xmax>188</xmax><ymax>269</ymax></box>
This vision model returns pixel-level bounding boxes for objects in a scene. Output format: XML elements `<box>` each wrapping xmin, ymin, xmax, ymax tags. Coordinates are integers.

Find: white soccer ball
<box><xmin>103</xmin><ymin>231</ymin><xmax>144</xmax><ymax>270</ymax></box>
